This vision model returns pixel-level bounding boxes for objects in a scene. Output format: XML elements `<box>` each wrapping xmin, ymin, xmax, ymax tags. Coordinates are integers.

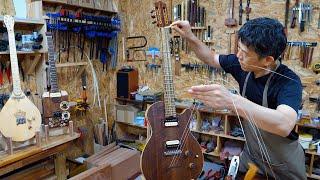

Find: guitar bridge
<box><xmin>164</xmin><ymin>116</ymin><xmax>178</xmax><ymax>127</ymax></box>
<box><xmin>164</xmin><ymin>149</ymin><xmax>182</xmax><ymax>156</ymax></box>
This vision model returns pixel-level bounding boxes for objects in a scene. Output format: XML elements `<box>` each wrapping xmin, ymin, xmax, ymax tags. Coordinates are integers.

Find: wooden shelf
<box><xmin>175</xmin><ymin>103</ymin><xmax>235</xmax><ymax>115</ymax></box>
<box><xmin>0</xmin><ymin>16</ymin><xmax>44</xmax><ymax>26</ymax></box>
<box><xmin>42</xmin><ymin>0</ymin><xmax>118</xmax><ymax>14</ymax></box>
<box><xmin>55</xmin><ymin>62</ymin><xmax>88</xmax><ymax>68</ymax></box>
<box><xmin>296</xmin><ymin>123</ymin><xmax>320</xmax><ymax>130</ymax></box>
<box><xmin>191</xmin><ymin>129</ymin><xmax>246</xmax><ymax>142</ymax></box>
<box><xmin>307</xmin><ymin>173</ymin><xmax>320</xmax><ymax>179</ymax></box>
<box><xmin>201</xmin><ymin>148</ymin><xmax>220</xmax><ymax>157</ymax></box>
<box><xmin>306</xmin><ymin>150</ymin><xmax>320</xmax><ymax>156</ymax></box>
<box><xmin>0</xmin><ymin>50</ymin><xmax>46</xmax><ymax>55</ymax></box>
<box><xmin>115</xmin><ymin>120</ymin><xmax>146</xmax><ymax>129</ymax></box>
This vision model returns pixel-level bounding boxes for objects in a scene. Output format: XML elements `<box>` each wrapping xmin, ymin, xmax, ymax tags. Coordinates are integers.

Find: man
<box><xmin>171</xmin><ymin>17</ymin><xmax>306</xmax><ymax>179</ymax></box>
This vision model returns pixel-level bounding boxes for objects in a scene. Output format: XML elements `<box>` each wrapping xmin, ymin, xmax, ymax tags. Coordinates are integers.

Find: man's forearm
<box><xmin>229</xmin><ymin>94</ymin><xmax>296</xmax><ymax>137</ymax></box>
<box><xmin>187</xmin><ymin>36</ymin><xmax>218</xmax><ymax>68</ymax></box>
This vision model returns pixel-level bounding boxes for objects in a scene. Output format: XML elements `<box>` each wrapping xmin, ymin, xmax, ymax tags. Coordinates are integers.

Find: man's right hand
<box><xmin>171</xmin><ymin>20</ymin><xmax>196</xmax><ymax>41</ymax></box>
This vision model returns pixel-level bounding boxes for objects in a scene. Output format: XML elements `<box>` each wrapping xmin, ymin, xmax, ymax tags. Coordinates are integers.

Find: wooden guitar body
<box><xmin>0</xmin><ymin>15</ymin><xmax>42</xmax><ymax>142</ymax></box>
<box><xmin>141</xmin><ymin>101</ymin><xmax>204</xmax><ymax>180</ymax></box>
<box><xmin>0</xmin><ymin>93</ymin><xmax>41</xmax><ymax>141</ymax></box>
<box><xmin>42</xmin><ymin>91</ymin><xmax>69</xmax><ymax>128</ymax></box>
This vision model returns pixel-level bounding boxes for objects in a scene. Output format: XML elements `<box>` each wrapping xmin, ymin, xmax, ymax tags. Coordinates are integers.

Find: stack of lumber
<box><xmin>69</xmin><ymin>143</ymin><xmax>140</xmax><ymax>180</ymax></box>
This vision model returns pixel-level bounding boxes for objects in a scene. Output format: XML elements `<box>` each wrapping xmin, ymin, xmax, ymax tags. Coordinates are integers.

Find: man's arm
<box><xmin>171</xmin><ymin>21</ymin><xmax>221</xmax><ymax>68</ymax></box>
<box><xmin>188</xmin><ymin>84</ymin><xmax>297</xmax><ymax>137</ymax></box>
<box><xmin>230</xmin><ymin>94</ymin><xmax>297</xmax><ymax>137</ymax></box>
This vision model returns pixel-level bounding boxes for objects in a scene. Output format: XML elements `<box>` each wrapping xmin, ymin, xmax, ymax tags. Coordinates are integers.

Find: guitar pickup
<box><xmin>165</xmin><ymin>140</ymin><xmax>180</xmax><ymax>149</ymax></box>
<box><xmin>164</xmin><ymin>116</ymin><xmax>178</xmax><ymax>127</ymax></box>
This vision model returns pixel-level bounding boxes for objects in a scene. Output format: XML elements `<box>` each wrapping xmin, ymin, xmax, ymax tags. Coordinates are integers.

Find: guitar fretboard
<box><xmin>46</xmin><ymin>34</ymin><xmax>59</xmax><ymax>93</ymax></box>
<box><xmin>161</xmin><ymin>27</ymin><xmax>176</xmax><ymax>117</ymax></box>
<box><xmin>7</xmin><ymin>24</ymin><xmax>22</xmax><ymax>96</ymax></box>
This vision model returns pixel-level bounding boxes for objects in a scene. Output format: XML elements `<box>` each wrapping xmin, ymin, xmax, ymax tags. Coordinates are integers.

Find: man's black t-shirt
<box><xmin>219</xmin><ymin>54</ymin><xmax>302</xmax><ymax>114</ymax></box>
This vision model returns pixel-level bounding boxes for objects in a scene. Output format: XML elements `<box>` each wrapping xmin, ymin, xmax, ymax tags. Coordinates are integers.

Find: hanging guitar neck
<box><xmin>42</xmin><ymin>32</ymin><xmax>70</xmax><ymax>129</ymax></box>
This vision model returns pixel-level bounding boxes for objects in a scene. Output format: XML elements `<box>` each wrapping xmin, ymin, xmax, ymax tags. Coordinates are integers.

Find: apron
<box><xmin>238</xmin><ymin>61</ymin><xmax>306</xmax><ymax>180</ymax></box>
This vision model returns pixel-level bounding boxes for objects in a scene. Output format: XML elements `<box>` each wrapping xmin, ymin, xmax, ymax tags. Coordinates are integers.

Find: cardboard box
<box><xmin>116</xmin><ymin>105</ymin><xmax>139</xmax><ymax>124</ymax></box>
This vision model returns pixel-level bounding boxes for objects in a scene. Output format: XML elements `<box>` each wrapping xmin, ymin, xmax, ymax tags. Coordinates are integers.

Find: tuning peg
<box><xmin>152</xmin><ymin>21</ymin><xmax>157</xmax><ymax>24</ymax></box>
<box><xmin>150</xmin><ymin>9</ymin><xmax>155</xmax><ymax>14</ymax></box>
<box><xmin>151</xmin><ymin>14</ymin><xmax>156</xmax><ymax>18</ymax></box>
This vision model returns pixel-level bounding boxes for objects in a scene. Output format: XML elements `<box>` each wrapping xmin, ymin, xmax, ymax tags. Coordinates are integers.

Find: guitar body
<box><xmin>0</xmin><ymin>93</ymin><xmax>41</xmax><ymax>141</ymax></box>
<box><xmin>42</xmin><ymin>91</ymin><xmax>69</xmax><ymax>128</ymax></box>
<box><xmin>0</xmin><ymin>15</ymin><xmax>42</xmax><ymax>142</ymax></box>
<box><xmin>141</xmin><ymin>101</ymin><xmax>204</xmax><ymax>180</ymax></box>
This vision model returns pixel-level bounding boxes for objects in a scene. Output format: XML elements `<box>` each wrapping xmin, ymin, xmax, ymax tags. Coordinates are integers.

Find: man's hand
<box><xmin>171</xmin><ymin>20</ymin><xmax>196</xmax><ymax>41</ymax></box>
<box><xmin>188</xmin><ymin>84</ymin><xmax>234</xmax><ymax>110</ymax></box>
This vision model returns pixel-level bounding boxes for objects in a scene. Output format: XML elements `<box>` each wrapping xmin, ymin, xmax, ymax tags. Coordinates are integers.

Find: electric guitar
<box><xmin>0</xmin><ymin>15</ymin><xmax>41</xmax><ymax>142</ymax></box>
<box><xmin>140</xmin><ymin>2</ymin><xmax>203</xmax><ymax>179</ymax></box>
<box><xmin>42</xmin><ymin>32</ymin><xmax>70</xmax><ymax>128</ymax></box>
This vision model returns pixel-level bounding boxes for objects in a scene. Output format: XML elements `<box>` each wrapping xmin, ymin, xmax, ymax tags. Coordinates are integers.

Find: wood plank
<box><xmin>0</xmin><ymin>147</ymin><xmax>42</xmax><ymax>168</ymax></box>
<box><xmin>0</xmin><ymin>133</ymin><xmax>79</xmax><ymax>176</ymax></box>
<box><xmin>69</xmin><ymin>164</ymin><xmax>112</xmax><ymax>180</ymax></box>
<box><xmin>56</xmin><ymin>62</ymin><xmax>88</xmax><ymax>68</ymax></box>
<box><xmin>54</xmin><ymin>152</ymin><xmax>66</xmax><ymax>180</ymax></box>
<box><xmin>26</xmin><ymin>54</ymin><xmax>42</xmax><ymax>74</ymax></box>
<box><xmin>42</xmin><ymin>0</ymin><xmax>117</xmax><ymax>14</ymax></box>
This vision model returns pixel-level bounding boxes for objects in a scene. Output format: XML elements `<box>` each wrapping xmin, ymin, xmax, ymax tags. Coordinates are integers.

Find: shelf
<box><xmin>115</xmin><ymin>121</ymin><xmax>147</xmax><ymax>129</ymax></box>
<box><xmin>0</xmin><ymin>50</ymin><xmax>46</xmax><ymax>55</ymax></box>
<box><xmin>175</xmin><ymin>103</ymin><xmax>235</xmax><ymax>115</ymax></box>
<box><xmin>191</xmin><ymin>129</ymin><xmax>246</xmax><ymax>142</ymax></box>
<box><xmin>201</xmin><ymin>148</ymin><xmax>220</xmax><ymax>157</ymax></box>
<box><xmin>296</xmin><ymin>123</ymin><xmax>320</xmax><ymax>130</ymax></box>
<box><xmin>55</xmin><ymin>62</ymin><xmax>88</xmax><ymax>68</ymax></box>
<box><xmin>307</xmin><ymin>173</ymin><xmax>320</xmax><ymax>179</ymax></box>
<box><xmin>306</xmin><ymin>150</ymin><xmax>320</xmax><ymax>156</ymax></box>
<box><xmin>0</xmin><ymin>16</ymin><xmax>44</xmax><ymax>26</ymax></box>
<box><xmin>42</xmin><ymin>0</ymin><xmax>118</xmax><ymax>14</ymax></box>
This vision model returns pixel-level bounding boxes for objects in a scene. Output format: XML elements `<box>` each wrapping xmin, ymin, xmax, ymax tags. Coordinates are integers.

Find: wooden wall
<box><xmin>116</xmin><ymin>0</ymin><xmax>319</xmax><ymax>113</ymax></box>
<box><xmin>0</xmin><ymin>0</ymin><xmax>319</xmax><ymax>145</ymax></box>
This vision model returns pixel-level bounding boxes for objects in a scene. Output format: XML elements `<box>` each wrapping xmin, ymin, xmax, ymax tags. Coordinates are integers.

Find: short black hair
<box><xmin>238</xmin><ymin>17</ymin><xmax>287</xmax><ymax>61</ymax></box>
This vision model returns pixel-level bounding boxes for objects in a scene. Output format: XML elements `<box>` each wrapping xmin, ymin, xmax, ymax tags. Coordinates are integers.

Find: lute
<box><xmin>140</xmin><ymin>2</ymin><xmax>203</xmax><ymax>179</ymax></box>
<box><xmin>0</xmin><ymin>15</ymin><xmax>41</xmax><ymax>142</ymax></box>
<box><xmin>42</xmin><ymin>32</ymin><xmax>70</xmax><ymax>128</ymax></box>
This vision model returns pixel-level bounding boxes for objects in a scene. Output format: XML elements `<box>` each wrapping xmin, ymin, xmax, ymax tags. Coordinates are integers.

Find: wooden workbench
<box><xmin>0</xmin><ymin>133</ymin><xmax>80</xmax><ymax>180</ymax></box>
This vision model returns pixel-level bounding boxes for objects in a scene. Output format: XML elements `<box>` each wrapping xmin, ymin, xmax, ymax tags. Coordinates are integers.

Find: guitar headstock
<box><xmin>3</xmin><ymin>15</ymin><xmax>15</xmax><ymax>32</ymax></box>
<box><xmin>151</xmin><ymin>1</ymin><xmax>171</xmax><ymax>27</ymax></box>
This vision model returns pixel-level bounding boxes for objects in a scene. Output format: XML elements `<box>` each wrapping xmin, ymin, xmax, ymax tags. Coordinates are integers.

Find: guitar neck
<box><xmin>47</xmin><ymin>35</ymin><xmax>59</xmax><ymax>93</ymax></box>
<box><xmin>161</xmin><ymin>27</ymin><xmax>176</xmax><ymax>117</ymax></box>
<box><xmin>7</xmin><ymin>27</ymin><xmax>22</xmax><ymax>96</ymax></box>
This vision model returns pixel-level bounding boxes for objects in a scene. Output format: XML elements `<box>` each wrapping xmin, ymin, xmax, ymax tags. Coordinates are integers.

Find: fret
<box><xmin>47</xmin><ymin>35</ymin><xmax>60</xmax><ymax>93</ymax></box>
<box><xmin>7</xmin><ymin>29</ymin><xmax>22</xmax><ymax>95</ymax></box>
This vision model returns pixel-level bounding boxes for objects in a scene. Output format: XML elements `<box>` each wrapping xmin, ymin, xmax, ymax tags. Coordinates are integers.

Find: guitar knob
<box><xmin>184</xmin><ymin>150</ymin><xmax>190</xmax><ymax>156</ymax></box>
<box><xmin>189</xmin><ymin>163</ymin><xmax>195</xmax><ymax>169</ymax></box>
<box><xmin>151</xmin><ymin>15</ymin><xmax>156</xmax><ymax>18</ymax></box>
<box><xmin>152</xmin><ymin>21</ymin><xmax>157</xmax><ymax>24</ymax></box>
